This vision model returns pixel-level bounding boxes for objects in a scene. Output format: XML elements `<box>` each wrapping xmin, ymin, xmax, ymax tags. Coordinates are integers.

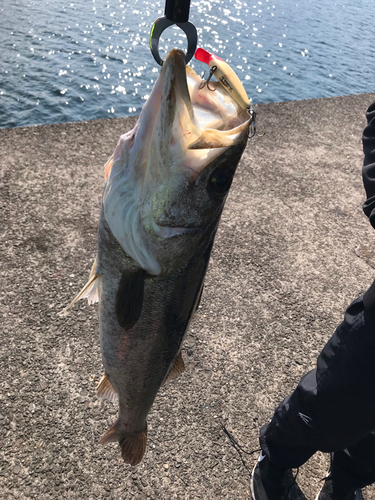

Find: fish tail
<box><xmin>99</xmin><ymin>421</ymin><xmax>147</xmax><ymax>466</ymax></box>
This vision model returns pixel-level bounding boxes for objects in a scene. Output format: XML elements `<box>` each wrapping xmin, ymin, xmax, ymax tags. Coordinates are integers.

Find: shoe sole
<box><xmin>314</xmin><ymin>488</ymin><xmax>364</xmax><ymax>500</ymax></box>
<box><xmin>251</xmin><ymin>463</ymin><xmax>307</xmax><ymax>500</ymax></box>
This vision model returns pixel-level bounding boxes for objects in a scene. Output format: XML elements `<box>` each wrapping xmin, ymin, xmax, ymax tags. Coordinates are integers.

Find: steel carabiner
<box><xmin>150</xmin><ymin>0</ymin><xmax>198</xmax><ymax>66</ymax></box>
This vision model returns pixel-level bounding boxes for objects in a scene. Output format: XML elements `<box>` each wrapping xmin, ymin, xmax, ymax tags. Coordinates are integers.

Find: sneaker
<box><xmin>251</xmin><ymin>451</ymin><xmax>305</xmax><ymax>500</ymax></box>
<box><xmin>315</xmin><ymin>474</ymin><xmax>364</xmax><ymax>500</ymax></box>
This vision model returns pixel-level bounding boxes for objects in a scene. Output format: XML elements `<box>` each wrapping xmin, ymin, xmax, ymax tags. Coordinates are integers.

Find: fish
<box><xmin>61</xmin><ymin>48</ymin><xmax>250</xmax><ymax>466</ymax></box>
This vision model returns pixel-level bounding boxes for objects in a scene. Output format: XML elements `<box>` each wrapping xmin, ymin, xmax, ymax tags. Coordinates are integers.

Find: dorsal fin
<box><xmin>166</xmin><ymin>352</ymin><xmax>185</xmax><ymax>382</ymax></box>
<box><xmin>115</xmin><ymin>270</ymin><xmax>144</xmax><ymax>330</ymax></box>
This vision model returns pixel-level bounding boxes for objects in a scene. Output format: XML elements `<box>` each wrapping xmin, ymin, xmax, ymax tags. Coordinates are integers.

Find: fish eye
<box><xmin>207</xmin><ymin>167</ymin><xmax>233</xmax><ymax>197</ymax></box>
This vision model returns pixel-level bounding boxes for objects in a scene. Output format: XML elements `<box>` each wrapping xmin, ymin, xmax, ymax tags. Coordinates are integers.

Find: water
<box><xmin>1</xmin><ymin>0</ymin><xmax>374</xmax><ymax>129</ymax></box>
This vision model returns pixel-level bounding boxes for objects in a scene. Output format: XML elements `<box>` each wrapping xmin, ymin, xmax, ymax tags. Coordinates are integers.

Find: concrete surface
<box><xmin>1</xmin><ymin>92</ymin><xmax>375</xmax><ymax>500</ymax></box>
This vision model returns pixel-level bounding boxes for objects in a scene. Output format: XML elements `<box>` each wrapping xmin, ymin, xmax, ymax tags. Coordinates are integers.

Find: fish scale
<box><xmin>61</xmin><ymin>48</ymin><xmax>250</xmax><ymax>465</ymax></box>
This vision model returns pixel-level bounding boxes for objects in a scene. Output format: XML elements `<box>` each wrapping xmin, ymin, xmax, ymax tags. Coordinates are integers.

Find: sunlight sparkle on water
<box><xmin>1</xmin><ymin>0</ymin><xmax>375</xmax><ymax>128</ymax></box>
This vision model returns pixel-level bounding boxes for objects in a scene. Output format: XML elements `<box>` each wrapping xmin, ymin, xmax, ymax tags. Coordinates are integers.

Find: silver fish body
<box><xmin>96</xmin><ymin>212</ymin><xmax>211</xmax><ymax>464</ymax></box>
<box><xmin>63</xmin><ymin>48</ymin><xmax>250</xmax><ymax>465</ymax></box>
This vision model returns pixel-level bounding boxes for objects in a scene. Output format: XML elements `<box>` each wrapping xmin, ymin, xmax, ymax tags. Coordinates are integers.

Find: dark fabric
<box><xmin>258</xmin><ymin>102</ymin><xmax>375</xmax><ymax>489</ymax></box>
<box><xmin>363</xmin><ymin>278</ymin><xmax>375</xmax><ymax>318</ymax></box>
<box><xmin>362</xmin><ymin>102</ymin><xmax>375</xmax><ymax>228</ymax></box>
<box><xmin>260</xmin><ymin>286</ymin><xmax>375</xmax><ymax>488</ymax></box>
<box><xmin>330</xmin><ymin>433</ymin><xmax>375</xmax><ymax>490</ymax></box>
<box><xmin>258</xmin><ymin>102</ymin><xmax>375</xmax><ymax>488</ymax></box>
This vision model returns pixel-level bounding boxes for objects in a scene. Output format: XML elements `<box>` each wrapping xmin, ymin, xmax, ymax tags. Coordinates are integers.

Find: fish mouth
<box><xmin>102</xmin><ymin>49</ymin><xmax>250</xmax><ymax>275</ymax></box>
<box><xmin>135</xmin><ymin>48</ymin><xmax>250</xmax><ymax>240</ymax></box>
<box><xmin>131</xmin><ymin>48</ymin><xmax>250</xmax><ymax>186</ymax></box>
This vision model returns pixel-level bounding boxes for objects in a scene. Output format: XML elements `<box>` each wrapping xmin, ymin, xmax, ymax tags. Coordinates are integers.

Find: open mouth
<box><xmin>102</xmin><ymin>49</ymin><xmax>250</xmax><ymax>275</ymax></box>
<box><xmin>129</xmin><ymin>48</ymin><xmax>250</xmax><ymax>184</ymax></box>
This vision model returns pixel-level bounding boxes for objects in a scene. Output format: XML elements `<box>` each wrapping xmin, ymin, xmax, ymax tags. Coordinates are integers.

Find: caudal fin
<box><xmin>99</xmin><ymin>421</ymin><xmax>147</xmax><ymax>466</ymax></box>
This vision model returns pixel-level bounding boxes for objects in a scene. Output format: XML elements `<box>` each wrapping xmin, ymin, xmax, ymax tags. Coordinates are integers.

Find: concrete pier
<box><xmin>1</xmin><ymin>93</ymin><xmax>375</xmax><ymax>499</ymax></box>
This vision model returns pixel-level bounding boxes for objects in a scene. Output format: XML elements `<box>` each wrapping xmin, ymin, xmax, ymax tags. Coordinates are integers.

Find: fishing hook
<box><xmin>199</xmin><ymin>65</ymin><xmax>217</xmax><ymax>91</ymax></box>
<box><xmin>150</xmin><ymin>0</ymin><xmax>198</xmax><ymax>66</ymax></box>
<box><xmin>247</xmin><ymin>108</ymin><xmax>266</xmax><ymax>139</ymax></box>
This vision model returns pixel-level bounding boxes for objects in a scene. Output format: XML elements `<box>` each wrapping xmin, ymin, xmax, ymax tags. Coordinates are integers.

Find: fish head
<box><xmin>103</xmin><ymin>48</ymin><xmax>250</xmax><ymax>276</ymax></box>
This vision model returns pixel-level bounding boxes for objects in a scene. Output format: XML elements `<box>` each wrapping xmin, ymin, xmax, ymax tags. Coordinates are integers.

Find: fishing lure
<box><xmin>195</xmin><ymin>48</ymin><xmax>250</xmax><ymax>110</ymax></box>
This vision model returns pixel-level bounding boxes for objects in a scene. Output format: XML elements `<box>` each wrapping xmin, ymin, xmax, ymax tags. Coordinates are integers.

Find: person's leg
<box><xmin>262</xmin><ymin>287</ymin><xmax>375</xmax><ymax>467</ymax></box>
<box><xmin>328</xmin><ymin>432</ymin><xmax>375</xmax><ymax>490</ymax></box>
<box><xmin>252</xmin><ymin>282</ymin><xmax>375</xmax><ymax>499</ymax></box>
<box><xmin>315</xmin><ymin>434</ymin><xmax>375</xmax><ymax>500</ymax></box>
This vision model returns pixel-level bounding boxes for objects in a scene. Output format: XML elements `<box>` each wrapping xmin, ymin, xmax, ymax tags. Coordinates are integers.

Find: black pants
<box><xmin>260</xmin><ymin>279</ymin><xmax>375</xmax><ymax>490</ymax></box>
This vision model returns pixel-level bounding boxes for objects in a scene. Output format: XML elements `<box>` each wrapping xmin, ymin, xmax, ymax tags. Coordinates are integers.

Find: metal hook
<box><xmin>198</xmin><ymin>65</ymin><xmax>217</xmax><ymax>91</ymax></box>
<box><xmin>247</xmin><ymin>108</ymin><xmax>256</xmax><ymax>138</ymax></box>
<box><xmin>247</xmin><ymin>108</ymin><xmax>266</xmax><ymax>139</ymax></box>
<box><xmin>150</xmin><ymin>16</ymin><xmax>197</xmax><ymax>66</ymax></box>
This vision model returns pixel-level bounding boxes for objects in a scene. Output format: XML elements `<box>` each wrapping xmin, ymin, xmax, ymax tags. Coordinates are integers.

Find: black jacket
<box><xmin>362</xmin><ymin>103</ymin><xmax>375</xmax><ymax>309</ymax></box>
<box><xmin>362</xmin><ymin>102</ymin><xmax>375</xmax><ymax>228</ymax></box>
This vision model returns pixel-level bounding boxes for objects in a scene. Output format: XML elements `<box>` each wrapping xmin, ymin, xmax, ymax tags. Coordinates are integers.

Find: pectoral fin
<box><xmin>115</xmin><ymin>270</ymin><xmax>144</xmax><ymax>330</ymax></box>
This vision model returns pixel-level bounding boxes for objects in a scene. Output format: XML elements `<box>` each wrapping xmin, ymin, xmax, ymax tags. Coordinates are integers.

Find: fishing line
<box><xmin>221</xmin><ymin>423</ymin><xmax>300</xmax><ymax>499</ymax></box>
<box><xmin>221</xmin><ymin>423</ymin><xmax>261</xmax><ymax>485</ymax></box>
<box><xmin>222</xmin><ymin>424</ymin><xmax>261</xmax><ymax>457</ymax></box>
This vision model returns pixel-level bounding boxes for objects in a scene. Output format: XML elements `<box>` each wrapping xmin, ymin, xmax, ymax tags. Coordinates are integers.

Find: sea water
<box><xmin>1</xmin><ymin>0</ymin><xmax>374</xmax><ymax>129</ymax></box>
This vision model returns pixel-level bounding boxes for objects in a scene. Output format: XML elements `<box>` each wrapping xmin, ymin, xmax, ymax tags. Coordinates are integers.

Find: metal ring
<box><xmin>150</xmin><ymin>16</ymin><xmax>198</xmax><ymax>66</ymax></box>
